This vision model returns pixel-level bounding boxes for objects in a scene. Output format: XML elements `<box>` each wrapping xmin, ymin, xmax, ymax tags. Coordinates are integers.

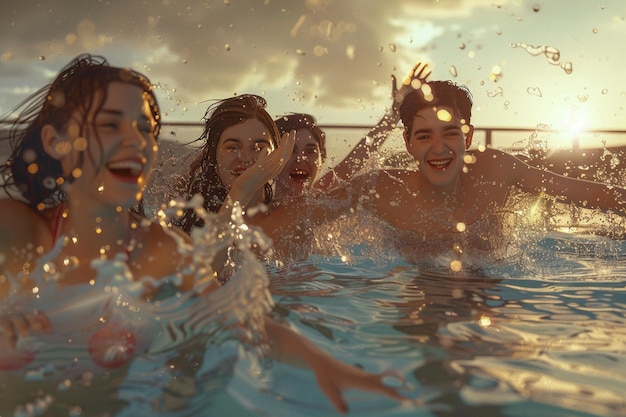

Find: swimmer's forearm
<box><xmin>264</xmin><ymin>316</ymin><xmax>313</xmax><ymax>368</ymax></box>
<box><xmin>263</xmin><ymin>316</ymin><xmax>407</xmax><ymax>414</ymax></box>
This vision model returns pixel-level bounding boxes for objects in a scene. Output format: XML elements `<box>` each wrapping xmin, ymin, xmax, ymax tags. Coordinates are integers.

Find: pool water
<box><xmin>1</xmin><ymin>212</ymin><xmax>625</xmax><ymax>416</ymax></box>
<box><xmin>241</xmin><ymin>234</ymin><xmax>624</xmax><ymax>417</ymax></box>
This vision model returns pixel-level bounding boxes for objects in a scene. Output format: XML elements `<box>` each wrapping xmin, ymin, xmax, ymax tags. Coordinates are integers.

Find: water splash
<box><xmin>510</xmin><ymin>42</ymin><xmax>573</xmax><ymax>74</ymax></box>
<box><xmin>0</xmin><ymin>196</ymin><xmax>276</xmax><ymax>413</ymax></box>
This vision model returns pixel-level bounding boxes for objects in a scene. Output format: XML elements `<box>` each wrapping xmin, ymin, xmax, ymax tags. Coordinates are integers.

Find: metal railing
<box><xmin>160</xmin><ymin>122</ymin><xmax>626</xmax><ymax>150</ymax></box>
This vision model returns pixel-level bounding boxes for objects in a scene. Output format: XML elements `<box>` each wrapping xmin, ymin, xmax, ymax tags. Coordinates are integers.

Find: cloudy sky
<box><xmin>0</xmin><ymin>0</ymin><xmax>624</xmax><ymax>145</ymax></box>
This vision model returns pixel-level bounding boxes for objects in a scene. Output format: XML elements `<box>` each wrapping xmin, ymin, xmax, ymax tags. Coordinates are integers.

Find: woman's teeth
<box><xmin>107</xmin><ymin>160</ymin><xmax>143</xmax><ymax>176</ymax></box>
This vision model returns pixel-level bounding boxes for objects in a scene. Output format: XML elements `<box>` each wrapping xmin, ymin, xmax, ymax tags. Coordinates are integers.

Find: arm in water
<box><xmin>264</xmin><ymin>317</ymin><xmax>407</xmax><ymax>414</ymax></box>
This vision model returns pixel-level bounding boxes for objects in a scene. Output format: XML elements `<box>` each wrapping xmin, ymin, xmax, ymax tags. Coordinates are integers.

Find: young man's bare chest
<box><xmin>367</xmin><ymin>171</ymin><xmax>510</xmax><ymax>237</ymax></box>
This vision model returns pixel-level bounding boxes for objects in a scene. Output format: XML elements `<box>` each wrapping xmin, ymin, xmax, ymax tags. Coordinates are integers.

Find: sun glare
<box><xmin>551</xmin><ymin>110</ymin><xmax>588</xmax><ymax>149</ymax></box>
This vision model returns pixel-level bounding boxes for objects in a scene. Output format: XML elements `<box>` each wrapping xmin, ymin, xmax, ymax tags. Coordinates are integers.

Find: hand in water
<box><xmin>307</xmin><ymin>352</ymin><xmax>410</xmax><ymax>414</ymax></box>
<box><xmin>392</xmin><ymin>60</ymin><xmax>432</xmax><ymax>111</ymax></box>
<box><xmin>0</xmin><ymin>311</ymin><xmax>51</xmax><ymax>370</ymax></box>
<box><xmin>0</xmin><ymin>311</ymin><xmax>52</xmax><ymax>348</ymax></box>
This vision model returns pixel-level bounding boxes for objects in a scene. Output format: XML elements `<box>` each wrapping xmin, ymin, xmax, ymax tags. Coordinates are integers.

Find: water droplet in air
<box><xmin>487</xmin><ymin>87</ymin><xmax>504</xmax><ymax>97</ymax></box>
<box><xmin>489</xmin><ymin>65</ymin><xmax>503</xmax><ymax>82</ymax></box>
<box><xmin>561</xmin><ymin>61</ymin><xmax>573</xmax><ymax>74</ymax></box>
<box><xmin>346</xmin><ymin>45</ymin><xmax>356</xmax><ymax>60</ymax></box>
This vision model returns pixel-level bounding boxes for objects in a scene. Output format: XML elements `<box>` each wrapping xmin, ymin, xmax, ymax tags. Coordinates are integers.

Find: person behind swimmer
<box><xmin>173</xmin><ymin>94</ymin><xmax>285</xmax><ymax>233</ymax></box>
<box><xmin>273</xmin><ymin>113</ymin><xmax>326</xmax><ymax>199</ymax></box>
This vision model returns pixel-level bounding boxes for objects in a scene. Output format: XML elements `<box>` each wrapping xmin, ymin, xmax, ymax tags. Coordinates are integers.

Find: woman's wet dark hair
<box><xmin>174</xmin><ymin>94</ymin><xmax>280</xmax><ymax>234</ymax></box>
<box><xmin>274</xmin><ymin>113</ymin><xmax>327</xmax><ymax>160</ymax></box>
<box><xmin>399</xmin><ymin>80</ymin><xmax>473</xmax><ymax>134</ymax></box>
<box><xmin>0</xmin><ymin>53</ymin><xmax>161</xmax><ymax>210</ymax></box>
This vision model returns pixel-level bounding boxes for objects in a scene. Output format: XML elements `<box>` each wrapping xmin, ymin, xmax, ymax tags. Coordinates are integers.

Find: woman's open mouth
<box><xmin>106</xmin><ymin>159</ymin><xmax>144</xmax><ymax>182</ymax></box>
<box><xmin>289</xmin><ymin>168</ymin><xmax>311</xmax><ymax>182</ymax></box>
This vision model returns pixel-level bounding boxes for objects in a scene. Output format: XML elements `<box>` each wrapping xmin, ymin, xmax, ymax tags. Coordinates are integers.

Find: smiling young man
<box><xmin>350</xmin><ymin>80</ymin><xmax>626</xmax><ymax>255</ymax></box>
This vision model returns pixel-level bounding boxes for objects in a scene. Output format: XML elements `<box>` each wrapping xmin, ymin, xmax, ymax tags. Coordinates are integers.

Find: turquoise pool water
<box><xmin>230</xmin><ymin>233</ymin><xmax>625</xmax><ymax>417</ymax></box>
<box><xmin>1</xmin><ymin>211</ymin><xmax>625</xmax><ymax>416</ymax></box>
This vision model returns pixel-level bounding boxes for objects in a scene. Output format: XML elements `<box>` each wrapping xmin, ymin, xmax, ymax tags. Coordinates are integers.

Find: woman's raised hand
<box><xmin>253</xmin><ymin>129</ymin><xmax>297</xmax><ymax>185</ymax></box>
<box><xmin>224</xmin><ymin>129</ymin><xmax>296</xmax><ymax>209</ymax></box>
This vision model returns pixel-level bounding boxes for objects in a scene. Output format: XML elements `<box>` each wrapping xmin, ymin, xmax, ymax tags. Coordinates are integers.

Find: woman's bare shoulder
<box><xmin>0</xmin><ymin>199</ymin><xmax>50</xmax><ymax>242</ymax></box>
<box><xmin>0</xmin><ymin>199</ymin><xmax>52</xmax><ymax>277</ymax></box>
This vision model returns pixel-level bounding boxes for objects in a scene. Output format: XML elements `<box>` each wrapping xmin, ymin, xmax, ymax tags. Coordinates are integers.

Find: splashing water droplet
<box><xmin>487</xmin><ymin>87</ymin><xmax>504</xmax><ymax>97</ymax></box>
<box><xmin>561</xmin><ymin>61</ymin><xmax>573</xmax><ymax>74</ymax></box>
<box><xmin>489</xmin><ymin>65</ymin><xmax>503</xmax><ymax>82</ymax></box>
<box><xmin>544</xmin><ymin>46</ymin><xmax>560</xmax><ymax>63</ymax></box>
<box><xmin>346</xmin><ymin>45</ymin><xmax>356</xmax><ymax>60</ymax></box>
